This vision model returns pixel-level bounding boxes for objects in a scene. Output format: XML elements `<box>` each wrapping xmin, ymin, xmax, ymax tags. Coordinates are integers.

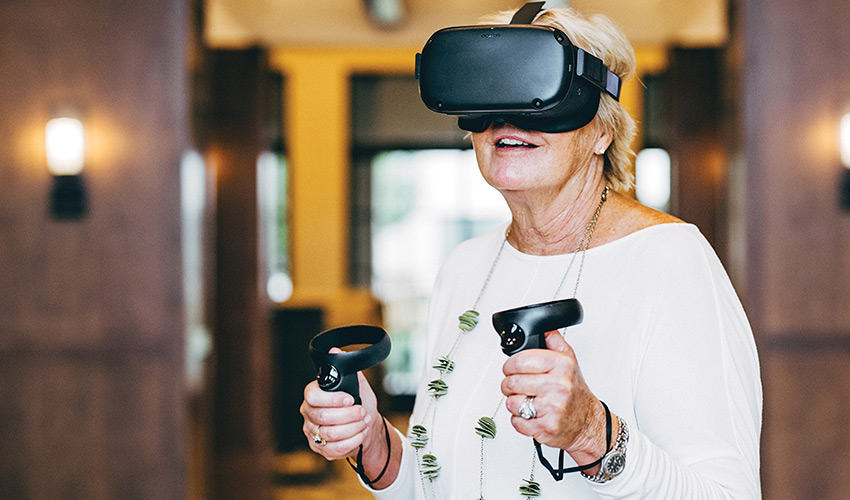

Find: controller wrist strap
<box><xmin>535</xmin><ymin>400</ymin><xmax>612</xmax><ymax>481</ymax></box>
<box><xmin>347</xmin><ymin>416</ymin><xmax>392</xmax><ymax>486</ymax></box>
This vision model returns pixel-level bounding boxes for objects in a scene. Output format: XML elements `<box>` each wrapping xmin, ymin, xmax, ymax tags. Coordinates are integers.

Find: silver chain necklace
<box><xmin>412</xmin><ymin>186</ymin><xmax>609</xmax><ymax>500</ymax></box>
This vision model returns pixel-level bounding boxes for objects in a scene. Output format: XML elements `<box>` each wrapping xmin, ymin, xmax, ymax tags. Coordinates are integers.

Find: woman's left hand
<box><xmin>501</xmin><ymin>330</ymin><xmax>608</xmax><ymax>464</ymax></box>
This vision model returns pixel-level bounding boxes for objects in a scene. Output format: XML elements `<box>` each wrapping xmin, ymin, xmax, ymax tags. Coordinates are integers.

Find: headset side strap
<box><xmin>576</xmin><ymin>48</ymin><xmax>622</xmax><ymax>101</ymax></box>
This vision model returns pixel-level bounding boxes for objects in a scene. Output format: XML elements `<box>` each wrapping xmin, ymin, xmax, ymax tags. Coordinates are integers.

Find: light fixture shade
<box><xmin>363</xmin><ymin>0</ymin><xmax>405</xmax><ymax>28</ymax></box>
<box><xmin>840</xmin><ymin>113</ymin><xmax>850</xmax><ymax>168</ymax></box>
<box><xmin>45</xmin><ymin>117</ymin><xmax>85</xmax><ymax>176</ymax></box>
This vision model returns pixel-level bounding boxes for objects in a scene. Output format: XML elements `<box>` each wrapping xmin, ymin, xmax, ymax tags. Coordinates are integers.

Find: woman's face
<box><xmin>471</xmin><ymin>122</ymin><xmax>606</xmax><ymax>201</ymax></box>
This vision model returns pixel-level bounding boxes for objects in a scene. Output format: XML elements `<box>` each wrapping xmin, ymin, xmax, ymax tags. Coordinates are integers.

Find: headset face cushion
<box><xmin>456</xmin><ymin>83</ymin><xmax>600</xmax><ymax>133</ymax></box>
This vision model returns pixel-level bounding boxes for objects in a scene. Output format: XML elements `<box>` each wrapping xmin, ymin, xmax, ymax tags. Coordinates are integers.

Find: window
<box><xmin>259</xmin><ymin>71</ymin><xmax>290</xmax><ymax>302</ymax></box>
<box><xmin>368</xmin><ymin>149</ymin><xmax>510</xmax><ymax>395</ymax></box>
<box><xmin>351</xmin><ymin>74</ymin><xmax>510</xmax><ymax>397</ymax></box>
<box><xmin>258</xmin><ymin>151</ymin><xmax>291</xmax><ymax>302</ymax></box>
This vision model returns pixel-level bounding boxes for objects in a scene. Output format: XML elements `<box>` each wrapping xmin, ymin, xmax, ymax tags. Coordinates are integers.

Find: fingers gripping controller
<box><xmin>492</xmin><ymin>298</ymin><xmax>597</xmax><ymax>482</ymax></box>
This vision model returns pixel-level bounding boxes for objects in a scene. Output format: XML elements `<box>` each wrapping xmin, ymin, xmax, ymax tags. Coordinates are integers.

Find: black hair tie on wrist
<box><xmin>535</xmin><ymin>400</ymin><xmax>613</xmax><ymax>481</ymax></box>
<box><xmin>348</xmin><ymin>416</ymin><xmax>392</xmax><ymax>486</ymax></box>
<box><xmin>309</xmin><ymin>325</ymin><xmax>393</xmax><ymax>485</ymax></box>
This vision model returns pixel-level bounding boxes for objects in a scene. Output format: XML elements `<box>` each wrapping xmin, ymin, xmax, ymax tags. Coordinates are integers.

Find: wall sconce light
<box><xmin>45</xmin><ymin>115</ymin><xmax>87</xmax><ymax>219</ymax></box>
<box><xmin>635</xmin><ymin>147</ymin><xmax>672</xmax><ymax>212</ymax></box>
<box><xmin>840</xmin><ymin>113</ymin><xmax>850</xmax><ymax>210</ymax></box>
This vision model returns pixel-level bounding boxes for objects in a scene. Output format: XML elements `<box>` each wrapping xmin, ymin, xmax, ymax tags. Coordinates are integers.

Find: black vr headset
<box><xmin>415</xmin><ymin>1</ymin><xmax>621</xmax><ymax>133</ymax></box>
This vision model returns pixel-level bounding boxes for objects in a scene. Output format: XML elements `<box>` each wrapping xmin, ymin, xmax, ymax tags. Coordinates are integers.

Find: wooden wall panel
<box><xmin>667</xmin><ymin>48</ymin><xmax>728</xmax><ymax>256</ymax></box>
<box><xmin>0</xmin><ymin>357</ymin><xmax>184</xmax><ymax>499</ymax></box>
<box><xmin>0</xmin><ymin>0</ymin><xmax>187</xmax><ymax>498</ymax></box>
<box><xmin>201</xmin><ymin>48</ymin><xmax>273</xmax><ymax>500</ymax></box>
<box><xmin>742</xmin><ymin>0</ymin><xmax>850</xmax><ymax>335</ymax></box>
<box><xmin>740</xmin><ymin>0</ymin><xmax>850</xmax><ymax>498</ymax></box>
<box><xmin>761</xmin><ymin>350</ymin><xmax>850</xmax><ymax>500</ymax></box>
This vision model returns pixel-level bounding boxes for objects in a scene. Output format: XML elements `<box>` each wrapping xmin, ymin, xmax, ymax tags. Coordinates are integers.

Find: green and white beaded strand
<box><xmin>475</xmin><ymin>402</ymin><xmax>542</xmax><ymax>499</ymax></box>
<box><xmin>411</xmin><ymin>237</ymin><xmax>508</xmax><ymax>499</ymax></box>
<box><xmin>519</xmin><ymin>445</ymin><xmax>541</xmax><ymax>498</ymax></box>
<box><xmin>475</xmin><ymin>396</ymin><xmax>504</xmax><ymax>500</ymax></box>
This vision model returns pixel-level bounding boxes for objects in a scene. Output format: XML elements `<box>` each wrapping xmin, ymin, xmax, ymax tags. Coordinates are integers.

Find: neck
<box><xmin>505</xmin><ymin>177</ymin><xmax>609</xmax><ymax>256</ymax></box>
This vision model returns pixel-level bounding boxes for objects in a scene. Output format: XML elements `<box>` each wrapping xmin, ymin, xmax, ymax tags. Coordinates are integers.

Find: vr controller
<box><xmin>492</xmin><ymin>298</ymin><xmax>583</xmax><ymax>356</ymax></box>
<box><xmin>309</xmin><ymin>325</ymin><xmax>391</xmax><ymax>405</ymax></box>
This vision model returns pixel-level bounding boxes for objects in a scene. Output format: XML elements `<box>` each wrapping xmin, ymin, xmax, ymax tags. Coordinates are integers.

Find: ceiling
<box><xmin>205</xmin><ymin>0</ymin><xmax>728</xmax><ymax>50</ymax></box>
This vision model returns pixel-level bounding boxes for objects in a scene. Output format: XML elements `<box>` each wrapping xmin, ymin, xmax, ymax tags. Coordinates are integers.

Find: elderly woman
<box><xmin>301</xmin><ymin>4</ymin><xmax>762</xmax><ymax>499</ymax></box>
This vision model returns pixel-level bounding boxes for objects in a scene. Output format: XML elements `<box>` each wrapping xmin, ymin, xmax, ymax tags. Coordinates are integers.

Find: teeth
<box><xmin>498</xmin><ymin>138</ymin><xmax>533</xmax><ymax>147</ymax></box>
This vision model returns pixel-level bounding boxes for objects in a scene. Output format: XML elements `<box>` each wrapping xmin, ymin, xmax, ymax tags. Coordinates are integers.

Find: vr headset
<box><xmin>415</xmin><ymin>1</ymin><xmax>621</xmax><ymax>133</ymax></box>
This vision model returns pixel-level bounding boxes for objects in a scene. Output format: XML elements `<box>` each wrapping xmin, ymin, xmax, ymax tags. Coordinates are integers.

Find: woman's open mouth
<box><xmin>496</xmin><ymin>138</ymin><xmax>538</xmax><ymax>149</ymax></box>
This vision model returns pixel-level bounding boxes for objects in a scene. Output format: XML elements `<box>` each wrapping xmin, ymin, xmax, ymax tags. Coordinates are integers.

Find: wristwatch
<box><xmin>582</xmin><ymin>417</ymin><xmax>629</xmax><ymax>483</ymax></box>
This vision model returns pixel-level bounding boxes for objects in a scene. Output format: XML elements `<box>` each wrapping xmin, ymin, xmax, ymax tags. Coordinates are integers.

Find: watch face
<box><xmin>602</xmin><ymin>451</ymin><xmax>626</xmax><ymax>476</ymax></box>
<box><xmin>317</xmin><ymin>363</ymin><xmax>340</xmax><ymax>390</ymax></box>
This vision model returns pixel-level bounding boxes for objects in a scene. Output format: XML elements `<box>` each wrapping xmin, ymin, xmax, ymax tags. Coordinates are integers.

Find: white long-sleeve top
<box><xmin>369</xmin><ymin>223</ymin><xmax>762</xmax><ymax>499</ymax></box>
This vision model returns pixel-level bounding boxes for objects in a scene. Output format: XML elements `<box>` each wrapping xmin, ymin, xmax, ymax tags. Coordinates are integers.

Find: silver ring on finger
<box><xmin>313</xmin><ymin>425</ymin><xmax>327</xmax><ymax>446</ymax></box>
<box><xmin>519</xmin><ymin>396</ymin><xmax>537</xmax><ymax>420</ymax></box>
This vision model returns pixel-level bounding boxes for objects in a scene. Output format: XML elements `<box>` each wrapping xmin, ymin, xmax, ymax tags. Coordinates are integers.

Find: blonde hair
<box><xmin>478</xmin><ymin>8</ymin><xmax>638</xmax><ymax>190</ymax></box>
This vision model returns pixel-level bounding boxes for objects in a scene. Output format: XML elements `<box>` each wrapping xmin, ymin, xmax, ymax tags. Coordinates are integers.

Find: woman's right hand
<box><xmin>301</xmin><ymin>353</ymin><xmax>403</xmax><ymax>489</ymax></box>
<box><xmin>300</xmin><ymin>369</ymin><xmax>378</xmax><ymax>461</ymax></box>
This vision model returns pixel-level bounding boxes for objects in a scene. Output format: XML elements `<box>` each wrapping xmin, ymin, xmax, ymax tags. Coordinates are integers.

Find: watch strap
<box><xmin>582</xmin><ymin>416</ymin><xmax>629</xmax><ymax>483</ymax></box>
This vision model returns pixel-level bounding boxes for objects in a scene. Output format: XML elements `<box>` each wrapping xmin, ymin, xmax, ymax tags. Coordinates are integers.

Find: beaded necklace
<box><xmin>411</xmin><ymin>187</ymin><xmax>609</xmax><ymax>500</ymax></box>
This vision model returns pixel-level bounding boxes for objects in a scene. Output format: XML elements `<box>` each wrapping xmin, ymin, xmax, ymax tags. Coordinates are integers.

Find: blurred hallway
<box><xmin>4</xmin><ymin>1</ymin><xmax>850</xmax><ymax>499</ymax></box>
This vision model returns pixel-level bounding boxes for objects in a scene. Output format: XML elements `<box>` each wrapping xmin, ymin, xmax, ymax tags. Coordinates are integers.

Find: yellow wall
<box><xmin>269</xmin><ymin>46</ymin><xmax>665</xmax><ymax>327</ymax></box>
